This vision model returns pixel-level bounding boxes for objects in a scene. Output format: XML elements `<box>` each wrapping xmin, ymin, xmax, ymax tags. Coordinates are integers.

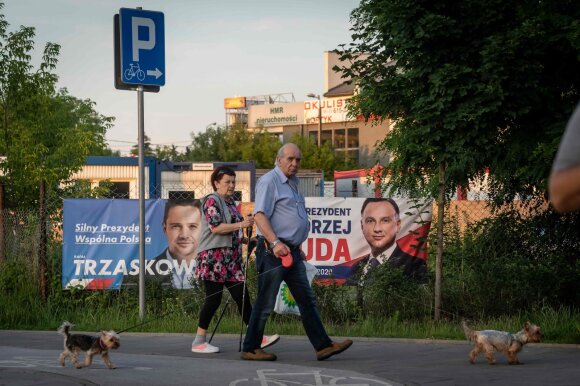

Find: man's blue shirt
<box><xmin>253</xmin><ymin>166</ymin><xmax>310</xmax><ymax>246</ymax></box>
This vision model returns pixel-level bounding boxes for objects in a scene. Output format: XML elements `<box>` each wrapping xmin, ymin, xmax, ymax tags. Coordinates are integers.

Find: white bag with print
<box><xmin>273</xmin><ymin>261</ymin><xmax>317</xmax><ymax>315</ymax></box>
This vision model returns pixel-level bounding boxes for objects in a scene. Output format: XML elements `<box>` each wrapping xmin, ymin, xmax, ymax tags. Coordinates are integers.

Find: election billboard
<box><xmin>63</xmin><ymin>199</ymin><xmax>168</xmax><ymax>290</ymax></box>
<box><xmin>62</xmin><ymin>197</ymin><xmax>431</xmax><ymax>290</ymax></box>
<box><xmin>301</xmin><ymin>197</ymin><xmax>432</xmax><ymax>283</ymax></box>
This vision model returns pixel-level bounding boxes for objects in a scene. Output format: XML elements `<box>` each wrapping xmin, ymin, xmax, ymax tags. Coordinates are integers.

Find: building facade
<box><xmin>69</xmin><ymin>157</ymin><xmax>257</xmax><ymax>200</ymax></box>
<box><xmin>225</xmin><ymin>51</ymin><xmax>391</xmax><ymax>167</ymax></box>
<box><xmin>69</xmin><ymin>157</ymin><xmax>326</xmax><ymax>199</ymax></box>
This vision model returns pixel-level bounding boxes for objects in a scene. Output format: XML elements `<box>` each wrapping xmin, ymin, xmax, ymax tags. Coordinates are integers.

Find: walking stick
<box><xmin>238</xmin><ymin>220</ymin><xmax>252</xmax><ymax>352</ymax></box>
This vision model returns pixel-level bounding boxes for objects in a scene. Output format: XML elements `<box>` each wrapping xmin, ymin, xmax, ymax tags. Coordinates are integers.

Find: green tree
<box><xmin>185</xmin><ymin>124</ymin><xmax>226</xmax><ymax>161</ymax></box>
<box><xmin>184</xmin><ymin>123</ymin><xmax>358</xmax><ymax>177</ymax></box>
<box><xmin>291</xmin><ymin>134</ymin><xmax>358</xmax><ymax>180</ymax></box>
<box><xmin>0</xmin><ymin>3</ymin><xmax>114</xmax><ymax>298</ymax></box>
<box><xmin>130</xmin><ymin>134</ymin><xmax>154</xmax><ymax>157</ymax></box>
<box><xmin>220</xmin><ymin>124</ymin><xmax>255</xmax><ymax>162</ymax></box>
<box><xmin>245</xmin><ymin>128</ymin><xmax>280</xmax><ymax>168</ymax></box>
<box><xmin>183</xmin><ymin>123</ymin><xmax>278</xmax><ymax>166</ymax></box>
<box><xmin>0</xmin><ymin>4</ymin><xmax>114</xmax><ymax>208</ymax></box>
<box><xmin>91</xmin><ymin>147</ymin><xmax>121</xmax><ymax>157</ymax></box>
<box><xmin>154</xmin><ymin>144</ymin><xmax>181</xmax><ymax>161</ymax></box>
<box><xmin>336</xmin><ymin>0</ymin><xmax>580</xmax><ymax>319</ymax></box>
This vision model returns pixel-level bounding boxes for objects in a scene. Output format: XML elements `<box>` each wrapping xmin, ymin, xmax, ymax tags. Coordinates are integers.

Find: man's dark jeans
<box><xmin>242</xmin><ymin>241</ymin><xmax>332</xmax><ymax>352</ymax></box>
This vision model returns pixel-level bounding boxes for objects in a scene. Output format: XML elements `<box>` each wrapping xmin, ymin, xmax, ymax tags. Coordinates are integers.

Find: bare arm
<box><xmin>550</xmin><ymin>103</ymin><xmax>580</xmax><ymax>213</ymax></box>
<box><xmin>549</xmin><ymin>166</ymin><xmax>580</xmax><ymax>213</ymax></box>
<box><xmin>254</xmin><ymin>212</ymin><xmax>289</xmax><ymax>257</ymax></box>
<box><xmin>210</xmin><ymin>216</ymin><xmax>254</xmax><ymax>235</ymax></box>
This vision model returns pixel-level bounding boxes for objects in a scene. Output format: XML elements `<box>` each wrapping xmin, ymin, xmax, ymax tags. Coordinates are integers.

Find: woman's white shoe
<box><xmin>261</xmin><ymin>334</ymin><xmax>280</xmax><ymax>349</ymax></box>
<box><xmin>191</xmin><ymin>342</ymin><xmax>220</xmax><ymax>353</ymax></box>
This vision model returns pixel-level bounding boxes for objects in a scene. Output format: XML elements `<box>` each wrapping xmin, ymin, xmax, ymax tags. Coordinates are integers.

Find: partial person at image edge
<box><xmin>549</xmin><ymin>102</ymin><xmax>580</xmax><ymax>213</ymax></box>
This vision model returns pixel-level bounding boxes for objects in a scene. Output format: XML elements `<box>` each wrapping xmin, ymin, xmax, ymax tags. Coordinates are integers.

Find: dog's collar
<box><xmin>513</xmin><ymin>331</ymin><xmax>528</xmax><ymax>345</ymax></box>
<box><xmin>99</xmin><ymin>338</ymin><xmax>107</xmax><ymax>350</ymax></box>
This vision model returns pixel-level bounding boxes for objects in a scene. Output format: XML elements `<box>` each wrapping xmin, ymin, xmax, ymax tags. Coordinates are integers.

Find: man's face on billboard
<box><xmin>361</xmin><ymin>201</ymin><xmax>401</xmax><ymax>256</ymax></box>
<box><xmin>164</xmin><ymin>204</ymin><xmax>201</xmax><ymax>262</ymax></box>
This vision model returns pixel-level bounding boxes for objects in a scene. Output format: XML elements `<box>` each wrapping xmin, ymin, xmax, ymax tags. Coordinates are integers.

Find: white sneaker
<box><xmin>261</xmin><ymin>334</ymin><xmax>280</xmax><ymax>349</ymax></box>
<box><xmin>191</xmin><ymin>342</ymin><xmax>220</xmax><ymax>354</ymax></box>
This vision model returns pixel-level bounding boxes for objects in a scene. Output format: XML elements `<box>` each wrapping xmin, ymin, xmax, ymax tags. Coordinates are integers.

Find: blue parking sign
<box><xmin>119</xmin><ymin>8</ymin><xmax>165</xmax><ymax>87</ymax></box>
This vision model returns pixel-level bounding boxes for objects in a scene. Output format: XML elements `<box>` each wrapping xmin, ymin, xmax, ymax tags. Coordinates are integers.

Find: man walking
<box><xmin>241</xmin><ymin>143</ymin><xmax>353</xmax><ymax>361</ymax></box>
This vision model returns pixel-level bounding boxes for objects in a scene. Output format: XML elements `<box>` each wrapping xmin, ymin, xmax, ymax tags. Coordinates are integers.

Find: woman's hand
<box><xmin>239</xmin><ymin>215</ymin><xmax>254</xmax><ymax>229</ymax></box>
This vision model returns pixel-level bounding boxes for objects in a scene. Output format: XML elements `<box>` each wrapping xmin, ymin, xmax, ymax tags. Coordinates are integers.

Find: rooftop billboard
<box><xmin>248</xmin><ymin>102</ymin><xmax>304</xmax><ymax>127</ymax></box>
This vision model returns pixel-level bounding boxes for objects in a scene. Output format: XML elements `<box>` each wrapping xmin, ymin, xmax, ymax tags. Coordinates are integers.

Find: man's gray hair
<box><xmin>275</xmin><ymin>143</ymin><xmax>299</xmax><ymax>167</ymax></box>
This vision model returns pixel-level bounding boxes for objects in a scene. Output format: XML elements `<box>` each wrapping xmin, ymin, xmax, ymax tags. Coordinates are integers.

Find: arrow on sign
<box><xmin>147</xmin><ymin>68</ymin><xmax>163</xmax><ymax>79</ymax></box>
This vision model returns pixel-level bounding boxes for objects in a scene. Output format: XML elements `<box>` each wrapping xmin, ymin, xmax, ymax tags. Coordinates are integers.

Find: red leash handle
<box><xmin>280</xmin><ymin>252</ymin><xmax>293</xmax><ymax>268</ymax></box>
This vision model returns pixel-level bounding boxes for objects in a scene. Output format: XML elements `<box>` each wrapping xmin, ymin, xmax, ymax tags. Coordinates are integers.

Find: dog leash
<box><xmin>115</xmin><ymin>260</ymin><xmax>286</xmax><ymax>334</ymax></box>
<box><xmin>117</xmin><ymin>233</ymin><xmax>301</xmax><ymax>334</ymax></box>
<box><xmin>116</xmin><ymin>259</ymin><xmax>465</xmax><ymax>335</ymax></box>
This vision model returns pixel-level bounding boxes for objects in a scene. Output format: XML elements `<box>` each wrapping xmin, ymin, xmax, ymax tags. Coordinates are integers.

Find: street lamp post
<box><xmin>307</xmin><ymin>93</ymin><xmax>322</xmax><ymax>147</ymax></box>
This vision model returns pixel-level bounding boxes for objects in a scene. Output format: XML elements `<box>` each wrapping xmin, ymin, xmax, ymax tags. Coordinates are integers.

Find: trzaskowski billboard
<box><xmin>62</xmin><ymin>199</ymin><xmax>184</xmax><ymax>290</ymax></box>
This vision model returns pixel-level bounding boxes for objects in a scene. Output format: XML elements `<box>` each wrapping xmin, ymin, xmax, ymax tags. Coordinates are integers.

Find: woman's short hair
<box><xmin>210</xmin><ymin>166</ymin><xmax>236</xmax><ymax>191</ymax></box>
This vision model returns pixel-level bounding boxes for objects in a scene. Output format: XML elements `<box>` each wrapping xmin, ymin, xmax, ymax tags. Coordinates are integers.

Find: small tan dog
<box><xmin>462</xmin><ymin>320</ymin><xmax>543</xmax><ymax>365</ymax></box>
<box><xmin>58</xmin><ymin>321</ymin><xmax>120</xmax><ymax>369</ymax></box>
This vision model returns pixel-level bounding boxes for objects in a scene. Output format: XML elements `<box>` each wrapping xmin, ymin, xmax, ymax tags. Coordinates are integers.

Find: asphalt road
<box><xmin>0</xmin><ymin>329</ymin><xmax>577</xmax><ymax>386</ymax></box>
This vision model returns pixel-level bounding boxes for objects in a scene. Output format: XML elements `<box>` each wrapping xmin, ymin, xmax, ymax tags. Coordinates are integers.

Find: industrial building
<box><xmin>69</xmin><ymin>157</ymin><xmax>324</xmax><ymax>200</ymax></box>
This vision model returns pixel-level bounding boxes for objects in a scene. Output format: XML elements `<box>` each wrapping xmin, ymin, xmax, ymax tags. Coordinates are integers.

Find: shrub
<box><xmin>439</xmin><ymin>203</ymin><xmax>580</xmax><ymax>318</ymax></box>
<box><xmin>358</xmin><ymin>264</ymin><xmax>432</xmax><ymax>320</ymax></box>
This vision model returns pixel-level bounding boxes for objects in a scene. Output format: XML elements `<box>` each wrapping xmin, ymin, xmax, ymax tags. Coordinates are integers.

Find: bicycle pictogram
<box><xmin>230</xmin><ymin>369</ymin><xmax>395</xmax><ymax>386</ymax></box>
<box><xmin>124</xmin><ymin>62</ymin><xmax>146</xmax><ymax>81</ymax></box>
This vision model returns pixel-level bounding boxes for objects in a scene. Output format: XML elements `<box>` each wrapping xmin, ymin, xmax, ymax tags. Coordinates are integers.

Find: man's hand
<box><xmin>272</xmin><ymin>242</ymin><xmax>289</xmax><ymax>257</ymax></box>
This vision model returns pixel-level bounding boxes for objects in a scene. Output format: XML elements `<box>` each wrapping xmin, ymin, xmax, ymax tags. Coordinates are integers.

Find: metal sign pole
<box><xmin>116</xmin><ymin>6</ymin><xmax>164</xmax><ymax>320</ymax></box>
<box><xmin>137</xmin><ymin>85</ymin><xmax>146</xmax><ymax>320</ymax></box>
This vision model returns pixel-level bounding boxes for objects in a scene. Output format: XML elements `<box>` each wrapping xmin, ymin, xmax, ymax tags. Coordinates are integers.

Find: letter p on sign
<box><xmin>132</xmin><ymin>17</ymin><xmax>155</xmax><ymax>61</ymax></box>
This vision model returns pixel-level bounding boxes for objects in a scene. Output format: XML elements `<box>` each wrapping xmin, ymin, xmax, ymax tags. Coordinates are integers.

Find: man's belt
<box><xmin>258</xmin><ymin>236</ymin><xmax>300</xmax><ymax>251</ymax></box>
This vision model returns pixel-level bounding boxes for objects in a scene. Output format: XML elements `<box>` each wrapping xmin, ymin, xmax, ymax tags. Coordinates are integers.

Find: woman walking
<box><xmin>191</xmin><ymin>166</ymin><xmax>279</xmax><ymax>353</ymax></box>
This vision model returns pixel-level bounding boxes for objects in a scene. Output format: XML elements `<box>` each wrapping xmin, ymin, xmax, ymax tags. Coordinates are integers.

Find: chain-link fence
<box><xmin>3</xmin><ymin>179</ymin><xmax>578</xmax><ymax>323</ymax></box>
<box><xmin>0</xmin><ymin>208</ymin><xmax>43</xmax><ymax>267</ymax></box>
<box><xmin>0</xmin><ymin>181</ymin><xmax>507</xmax><ymax>272</ymax></box>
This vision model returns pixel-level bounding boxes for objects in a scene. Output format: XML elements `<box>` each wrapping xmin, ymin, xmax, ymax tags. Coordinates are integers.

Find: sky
<box><xmin>3</xmin><ymin>0</ymin><xmax>360</xmax><ymax>155</ymax></box>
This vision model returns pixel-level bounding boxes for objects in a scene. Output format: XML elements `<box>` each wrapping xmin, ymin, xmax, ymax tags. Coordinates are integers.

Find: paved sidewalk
<box><xmin>0</xmin><ymin>329</ymin><xmax>577</xmax><ymax>385</ymax></box>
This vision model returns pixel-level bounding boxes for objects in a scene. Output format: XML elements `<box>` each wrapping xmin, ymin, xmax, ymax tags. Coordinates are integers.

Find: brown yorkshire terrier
<box><xmin>58</xmin><ymin>321</ymin><xmax>120</xmax><ymax>369</ymax></box>
<box><xmin>462</xmin><ymin>320</ymin><xmax>543</xmax><ymax>365</ymax></box>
